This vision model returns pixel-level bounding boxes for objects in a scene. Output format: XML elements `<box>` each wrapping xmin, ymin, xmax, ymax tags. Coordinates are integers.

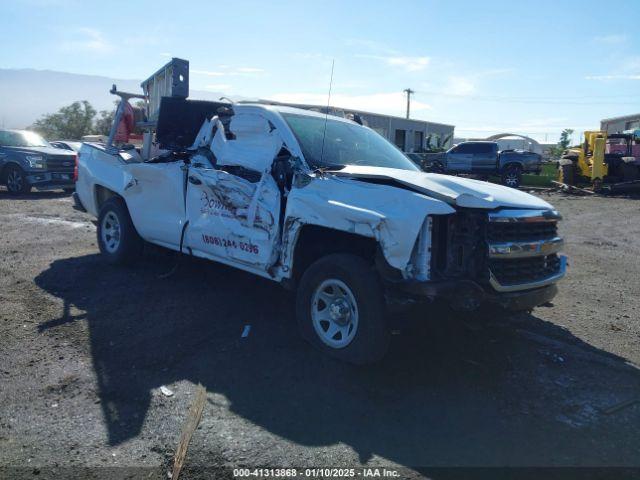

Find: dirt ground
<box><xmin>1</xmin><ymin>188</ymin><xmax>639</xmax><ymax>479</ymax></box>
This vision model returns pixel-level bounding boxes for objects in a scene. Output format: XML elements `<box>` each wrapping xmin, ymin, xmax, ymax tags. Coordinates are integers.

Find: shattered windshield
<box><xmin>282</xmin><ymin>113</ymin><xmax>420</xmax><ymax>171</ymax></box>
<box><xmin>0</xmin><ymin>130</ymin><xmax>50</xmax><ymax>147</ymax></box>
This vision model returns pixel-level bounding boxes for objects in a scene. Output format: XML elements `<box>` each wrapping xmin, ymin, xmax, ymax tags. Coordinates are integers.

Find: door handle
<box><xmin>188</xmin><ymin>175</ymin><xmax>202</xmax><ymax>185</ymax></box>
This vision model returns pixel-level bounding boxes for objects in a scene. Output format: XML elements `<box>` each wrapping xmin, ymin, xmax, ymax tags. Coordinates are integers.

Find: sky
<box><xmin>1</xmin><ymin>0</ymin><xmax>639</xmax><ymax>143</ymax></box>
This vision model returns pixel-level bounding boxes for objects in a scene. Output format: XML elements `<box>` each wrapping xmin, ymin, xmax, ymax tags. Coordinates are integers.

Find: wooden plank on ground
<box><xmin>172</xmin><ymin>384</ymin><xmax>207</xmax><ymax>480</ymax></box>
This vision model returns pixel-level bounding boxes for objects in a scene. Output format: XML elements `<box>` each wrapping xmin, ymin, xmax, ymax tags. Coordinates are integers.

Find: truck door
<box><xmin>446</xmin><ymin>143</ymin><xmax>473</xmax><ymax>172</ymax></box>
<box><xmin>121</xmin><ymin>161</ymin><xmax>186</xmax><ymax>248</ymax></box>
<box><xmin>184</xmin><ymin>113</ymin><xmax>283</xmax><ymax>272</ymax></box>
<box><xmin>472</xmin><ymin>142</ymin><xmax>498</xmax><ymax>172</ymax></box>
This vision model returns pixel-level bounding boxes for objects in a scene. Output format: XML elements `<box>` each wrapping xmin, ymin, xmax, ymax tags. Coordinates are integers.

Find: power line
<box><xmin>413</xmin><ymin>90</ymin><xmax>640</xmax><ymax>105</ymax></box>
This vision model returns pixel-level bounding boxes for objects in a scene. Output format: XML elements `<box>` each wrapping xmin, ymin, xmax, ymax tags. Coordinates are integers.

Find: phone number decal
<box><xmin>202</xmin><ymin>234</ymin><xmax>259</xmax><ymax>255</ymax></box>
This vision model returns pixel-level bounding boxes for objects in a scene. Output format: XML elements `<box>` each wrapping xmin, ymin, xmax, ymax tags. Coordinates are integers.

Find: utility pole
<box><xmin>403</xmin><ymin>88</ymin><xmax>414</xmax><ymax>119</ymax></box>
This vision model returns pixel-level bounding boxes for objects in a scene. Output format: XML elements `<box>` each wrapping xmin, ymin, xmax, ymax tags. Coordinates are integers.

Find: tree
<box><xmin>30</xmin><ymin>100</ymin><xmax>97</xmax><ymax>140</ymax></box>
<box><xmin>94</xmin><ymin>108</ymin><xmax>115</xmax><ymax>136</ymax></box>
<box><xmin>550</xmin><ymin>129</ymin><xmax>574</xmax><ymax>159</ymax></box>
<box><xmin>94</xmin><ymin>100</ymin><xmax>146</xmax><ymax>136</ymax></box>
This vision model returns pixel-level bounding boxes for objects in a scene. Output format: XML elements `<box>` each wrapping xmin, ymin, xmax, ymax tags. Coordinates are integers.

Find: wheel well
<box><xmin>502</xmin><ymin>162</ymin><xmax>523</xmax><ymax>172</ymax></box>
<box><xmin>1</xmin><ymin>162</ymin><xmax>22</xmax><ymax>181</ymax></box>
<box><xmin>291</xmin><ymin>225</ymin><xmax>378</xmax><ymax>282</ymax></box>
<box><xmin>94</xmin><ymin>185</ymin><xmax>122</xmax><ymax>210</ymax></box>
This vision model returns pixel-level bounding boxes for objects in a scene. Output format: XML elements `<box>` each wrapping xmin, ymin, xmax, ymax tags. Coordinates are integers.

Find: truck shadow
<box><xmin>34</xmin><ymin>251</ymin><xmax>640</xmax><ymax>467</ymax></box>
<box><xmin>0</xmin><ymin>189</ymin><xmax>71</xmax><ymax>200</ymax></box>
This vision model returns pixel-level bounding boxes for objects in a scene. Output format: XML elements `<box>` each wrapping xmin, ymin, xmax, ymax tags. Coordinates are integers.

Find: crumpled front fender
<box><xmin>280</xmin><ymin>174</ymin><xmax>455</xmax><ymax>277</ymax></box>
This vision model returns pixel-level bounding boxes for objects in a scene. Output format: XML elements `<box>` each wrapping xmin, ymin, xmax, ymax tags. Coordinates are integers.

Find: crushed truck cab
<box><xmin>76</xmin><ymin>103</ymin><xmax>566</xmax><ymax>364</ymax></box>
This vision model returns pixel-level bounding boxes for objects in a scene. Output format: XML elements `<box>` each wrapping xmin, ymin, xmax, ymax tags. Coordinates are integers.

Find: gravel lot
<box><xmin>1</xmin><ymin>189</ymin><xmax>639</xmax><ymax>478</ymax></box>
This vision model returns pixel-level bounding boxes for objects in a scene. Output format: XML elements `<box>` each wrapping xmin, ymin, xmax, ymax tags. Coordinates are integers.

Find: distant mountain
<box><xmin>0</xmin><ymin>68</ymin><xmax>239</xmax><ymax>129</ymax></box>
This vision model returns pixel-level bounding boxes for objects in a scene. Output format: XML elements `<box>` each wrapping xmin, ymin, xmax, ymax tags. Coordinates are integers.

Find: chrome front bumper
<box><xmin>487</xmin><ymin>209</ymin><xmax>567</xmax><ymax>292</ymax></box>
<box><xmin>488</xmin><ymin>236</ymin><xmax>564</xmax><ymax>259</ymax></box>
<box><xmin>489</xmin><ymin>254</ymin><xmax>567</xmax><ymax>292</ymax></box>
<box><xmin>487</xmin><ymin>208</ymin><xmax>562</xmax><ymax>223</ymax></box>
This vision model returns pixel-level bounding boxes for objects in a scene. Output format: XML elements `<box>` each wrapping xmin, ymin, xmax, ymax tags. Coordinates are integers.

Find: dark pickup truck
<box><xmin>421</xmin><ymin>141</ymin><xmax>542</xmax><ymax>188</ymax></box>
<box><xmin>0</xmin><ymin>129</ymin><xmax>76</xmax><ymax>195</ymax></box>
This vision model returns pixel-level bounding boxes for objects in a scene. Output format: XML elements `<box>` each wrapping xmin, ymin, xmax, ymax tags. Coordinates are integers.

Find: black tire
<box><xmin>501</xmin><ymin>164</ymin><xmax>522</xmax><ymax>188</ymax></box>
<box><xmin>296</xmin><ymin>253</ymin><xmax>389</xmax><ymax>365</ymax></box>
<box><xmin>621</xmin><ymin>162</ymin><xmax>640</xmax><ymax>182</ymax></box>
<box><xmin>559</xmin><ymin>162</ymin><xmax>575</xmax><ymax>186</ymax></box>
<box><xmin>97</xmin><ymin>197</ymin><xmax>143</xmax><ymax>265</ymax></box>
<box><xmin>429</xmin><ymin>161</ymin><xmax>445</xmax><ymax>173</ymax></box>
<box><xmin>3</xmin><ymin>164</ymin><xmax>32</xmax><ymax>195</ymax></box>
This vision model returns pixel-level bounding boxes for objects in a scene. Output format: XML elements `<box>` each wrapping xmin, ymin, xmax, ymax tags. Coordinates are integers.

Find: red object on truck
<box><xmin>115</xmin><ymin>101</ymin><xmax>135</xmax><ymax>143</ymax></box>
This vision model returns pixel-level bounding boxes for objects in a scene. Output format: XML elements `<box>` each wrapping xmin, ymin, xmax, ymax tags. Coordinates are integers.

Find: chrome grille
<box><xmin>487</xmin><ymin>209</ymin><xmax>566</xmax><ymax>291</ymax></box>
<box><xmin>487</xmin><ymin>221</ymin><xmax>557</xmax><ymax>242</ymax></box>
<box><xmin>46</xmin><ymin>154</ymin><xmax>75</xmax><ymax>173</ymax></box>
<box><xmin>490</xmin><ymin>254</ymin><xmax>561</xmax><ymax>285</ymax></box>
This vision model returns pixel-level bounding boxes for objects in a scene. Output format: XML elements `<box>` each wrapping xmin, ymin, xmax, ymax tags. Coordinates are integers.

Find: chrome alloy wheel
<box><xmin>311</xmin><ymin>279</ymin><xmax>359</xmax><ymax>348</ymax></box>
<box><xmin>6</xmin><ymin>169</ymin><xmax>24</xmax><ymax>192</ymax></box>
<box><xmin>504</xmin><ymin>171</ymin><xmax>519</xmax><ymax>187</ymax></box>
<box><xmin>101</xmin><ymin>211</ymin><xmax>121</xmax><ymax>253</ymax></box>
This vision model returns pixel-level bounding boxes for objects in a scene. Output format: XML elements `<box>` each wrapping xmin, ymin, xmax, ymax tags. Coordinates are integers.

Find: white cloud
<box><xmin>160</xmin><ymin>52</ymin><xmax>172</xmax><ymax>58</ymax></box>
<box><xmin>387</xmin><ymin>56</ymin><xmax>430</xmax><ymax>72</ymax></box>
<box><xmin>205</xmin><ymin>84</ymin><xmax>232</xmax><ymax>91</ymax></box>
<box><xmin>291</xmin><ymin>52</ymin><xmax>333</xmax><ymax>61</ymax></box>
<box><xmin>477</xmin><ymin>67</ymin><xmax>515</xmax><ymax>78</ymax></box>
<box><xmin>344</xmin><ymin>38</ymin><xmax>398</xmax><ymax>55</ymax></box>
<box><xmin>235</xmin><ymin>67</ymin><xmax>264</xmax><ymax>74</ymax></box>
<box><xmin>519</xmin><ymin>117</ymin><xmax>569</xmax><ymax>128</ymax></box>
<box><xmin>586</xmin><ymin>55</ymin><xmax>640</xmax><ymax>81</ymax></box>
<box><xmin>60</xmin><ymin>28</ymin><xmax>113</xmax><ymax>53</ymax></box>
<box><xmin>192</xmin><ymin>69</ymin><xmax>226</xmax><ymax>77</ymax></box>
<box><xmin>454</xmin><ymin>123</ymin><xmax>594</xmax><ymax>143</ymax></box>
<box><xmin>192</xmin><ymin>66</ymin><xmax>265</xmax><ymax>77</ymax></box>
<box><xmin>347</xmin><ymin>38</ymin><xmax>431</xmax><ymax>72</ymax></box>
<box><xmin>358</xmin><ymin>55</ymin><xmax>430</xmax><ymax>72</ymax></box>
<box><xmin>427</xmin><ymin>69</ymin><xmax>513</xmax><ymax>98</ymax></box>
<box><xmin>20</xmin><ymin>0</ymin><xmax>78</xmax><ymax>5</ymax></box>
<box><xmin>443</xmin><ymin>76</ymin><xmax>476</xmax><ymax>96</ymax></box>
<box><xmin>268</xmin><ymin>91</ymin><xmax>431</xmax><ymax>115</ymax></box>
<box><xmin>594</xmin><ymin>34</ymin><xmax>627</xmax><ymax>45</ymax></box>
<box><xmin>586</xmin><ymin>74</ymin><xmax>640</xmax><ymax>81</ymax></box>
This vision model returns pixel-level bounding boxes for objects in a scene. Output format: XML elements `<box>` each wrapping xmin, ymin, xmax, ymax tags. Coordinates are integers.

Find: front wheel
<box><xmin>501</xmin><ymin>165</ymin><xmax>522</xmax><ymax>188</ymax></box>
<box><xmin>4</xmin><ymin>165</ymin><xmax>32</xmax><ymax>195</ymax></box>
<box><xmin>97</xmin><ymin>197</ymin><xmax>143</xmax><ymax>265</ymax></box>
<box><xmin>296</xmin><ymin>254</ymin><xmax>390</xmax><ymax>365</ymax></box>
<box><xmin>558</xmin><ymin>161</ymin><xmax>575</xmax><ymax>186</ymax></box>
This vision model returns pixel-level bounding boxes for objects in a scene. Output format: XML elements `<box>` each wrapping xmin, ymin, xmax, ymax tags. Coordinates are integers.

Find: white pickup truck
<box><xmin>75</xmin><ymin>103</ymin><xmax>566</xmax><ymax>364</ymax></box>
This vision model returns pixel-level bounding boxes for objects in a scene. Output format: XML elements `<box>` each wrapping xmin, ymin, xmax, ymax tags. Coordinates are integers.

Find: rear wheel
<box><xmin>501</xmin><ymin>165</ymin><xmax>522</xmax><ymax>188</ymax></box>
<box><xmin>296</xmin><ymin>254</ymin><xmax>390</xmax><ymax>365</ymax></box>
<box><xmin>621</xmin><ymin>162</ymin><xmax>640</xmax><ymax>182</ymax></box>
<box><xmin>97</xmin><ymin>197</ymin><xmax>143</xmax><ymax>265</ymax></box>
<box><xmin>4</xmin><ymin>165</ymin><xmax>31</xmax><ymax>195</ymax></box>
<box><xmin>430</xmin><ymin>161</ymin><xmax>445</xmax><ymax>173</ymax></box>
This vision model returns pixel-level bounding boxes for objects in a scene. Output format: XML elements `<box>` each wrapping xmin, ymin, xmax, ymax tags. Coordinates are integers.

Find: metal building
<box><xmin>600</xmin><ymin>113</ymin><xmax>640</xmax><ymax>134</ymax></box>
<box><xmin>254</xmin><ymin>100</ymin><xmax>455</xmax><ymax>153</ymax></box>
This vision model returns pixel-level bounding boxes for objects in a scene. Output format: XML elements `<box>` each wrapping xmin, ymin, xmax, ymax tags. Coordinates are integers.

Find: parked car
<box><xmin>0</xmin><ymin>130</ymin><xmax>76</xmax><ymax>194</ymax></box>
<box><xmin>422</xmin><ymin>141</ymin><xmax>542</xmax><ymax>188</ymax></box>
<box><xmin>50</xmin><ymin>140</ymin><xmax>82</xmax><ymax>152</ymax></box>
<box><xmin>76</xmin><ymin>104</ymin><xmax>566</xmax><ymax>364</ymax></box>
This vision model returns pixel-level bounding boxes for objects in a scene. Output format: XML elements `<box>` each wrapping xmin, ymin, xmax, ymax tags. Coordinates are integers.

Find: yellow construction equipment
<box><xmin>558</xmin><ymin>129</ymin><xmax>640</xmax><ymax>192</ymax></box>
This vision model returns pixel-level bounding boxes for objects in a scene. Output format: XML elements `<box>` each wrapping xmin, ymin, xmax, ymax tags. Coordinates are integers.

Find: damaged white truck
<box><xmin>75</xmin><ymin>63</ymin><xmax>566</xmax><ymax>364</ymax></box>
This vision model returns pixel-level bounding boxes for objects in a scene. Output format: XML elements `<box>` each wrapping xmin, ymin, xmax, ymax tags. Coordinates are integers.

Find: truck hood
<box><xmin>336</xmin><ymin>165</ymin><xmax>553</xmax><ymax>210</ymax></box>
<box><xmin>2</xmin><ymin>146</ymin><xmax>76</xmax><ymax>157</ymax></box>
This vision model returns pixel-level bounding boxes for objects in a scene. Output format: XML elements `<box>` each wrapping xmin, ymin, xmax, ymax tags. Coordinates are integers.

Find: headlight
<box><xmin>26</xmin><ymin>155</ymin><xmax>46</xmax><ymax>169</ymax></box>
